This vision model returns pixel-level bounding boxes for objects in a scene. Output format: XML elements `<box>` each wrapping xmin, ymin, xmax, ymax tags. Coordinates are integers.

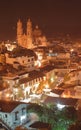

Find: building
<box><xmin>17</xmin><ymin>19</ymin><xmax>33</xmax><ymax>49</ymax></box>
<box><xmin>0</xmin><ymin>54</ymin><xmax>6</xmax><ymax>64</ymax></box>
<box><xmin>17</xmin><ymin>19</ymin><xmax>47</xmax><ymax>49</ymax></box>
<box><xmin>0</xmin><ymin>66</ymin><xmax>45</xmax><ymax>101</ymax></box>
<box><xmin>5</xmin><ymin>47</ymin><xmax>36</xmax><ymax>71</ymax></box>
<box><xmin>0</xmin><ymin>101</ymin><xmax>29</xmax><ymax>130</ymax></box>
<box><xmin>44</xmin><ymin>96</ymin><xmax>78</xmax><ymax>108</ymax></box>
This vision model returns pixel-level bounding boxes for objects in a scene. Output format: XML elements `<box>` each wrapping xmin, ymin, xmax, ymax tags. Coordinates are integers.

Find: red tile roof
<box><xmin>30</xmin><ymin>121</ymin><xmax>51</xmax><ymax>129</ymax></box>
<box><xmin>0</xmin><ymin>100</ymin><xmax>25</xmax><ymax>113</ymax></box>
<box><xmin>44</xmin><ymin>96</ymin><xmax>78</xmax><ymax>106</ymax></box>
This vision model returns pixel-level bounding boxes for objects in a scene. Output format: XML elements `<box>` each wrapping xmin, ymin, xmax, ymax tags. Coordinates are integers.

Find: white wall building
<box><xmin>0</xmin><ymin>101</ymin><xmax>29</xmax><ymax>130</ymax></box>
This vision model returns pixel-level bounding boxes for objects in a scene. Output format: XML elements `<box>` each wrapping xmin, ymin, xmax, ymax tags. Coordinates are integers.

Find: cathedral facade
<box><xmin>17</xmin><ymin>19</ymin><xmax>47</xmax><ymax>49</ymax></box>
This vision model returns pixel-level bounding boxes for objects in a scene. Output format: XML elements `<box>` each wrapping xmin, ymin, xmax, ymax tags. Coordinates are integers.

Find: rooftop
<box><xmin>30</xmin><ymin>121</ymin><xmax>51</xmax><ymax>129</ymax></box>
<box><xmin>19</xmin><ymin>70</ymin><xmax>45</xmax><ymax>84</ymax></box>
<box><xmin>44</xmin><ymin>96</ymin><xmax>78</xmax><ymax>106</ymax></box>
<box><xmin>51</xmin><ymin>89</ymin><xmax>64</xmax><ymax>95</ymax></box>
<box><xmin>9</xmin><ymin>47</ymin><xmax>37</xmax><ymax>58</ymax></box>
<box><xmin>0</xmin><ymin>100</ymin><xmax>33</xmax><ymax>113</ymax></box>
<box><xmin>40</xmin><ymin>65</ymin><xmax>55</xmax><ymax>73</ymax></box>
<box><xmin>0</xmin><ymin>100</ymin><xmax>22</xmax><ymax>113</ymax></box>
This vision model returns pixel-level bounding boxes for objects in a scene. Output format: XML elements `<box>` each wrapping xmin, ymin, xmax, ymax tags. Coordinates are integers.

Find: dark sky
<box><xmin>0</xmin><ymin>0</ymin><xmax>81</xmax><ymax>40</ymax></box>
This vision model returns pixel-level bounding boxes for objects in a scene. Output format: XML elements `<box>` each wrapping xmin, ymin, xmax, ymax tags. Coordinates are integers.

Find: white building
<box><xmin>0</xmin><ymin>101</ymin><xmax>29</xmax><ymax>130</ymax></box>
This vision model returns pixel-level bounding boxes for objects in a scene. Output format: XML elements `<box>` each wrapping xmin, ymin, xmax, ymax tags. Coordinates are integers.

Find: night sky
<box><xmin>0</xmin><ymin>0</ymin><xmax>81</xmax><ymax>40</ymax></box>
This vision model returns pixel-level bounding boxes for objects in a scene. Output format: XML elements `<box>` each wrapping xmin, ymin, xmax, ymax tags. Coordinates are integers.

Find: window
<box><xmin>5</xmin><ymin>114</ymin><xmax>7</xmax><ymax>118</ymax></box>
<box><xmin>28</xmin><ymin>59</ymin><xmax>30</xmax><ymax>62</ymax></box>
<box><xmin>32</xmin><ymin>58</ymin><xmax>34</xmax><ymax>61</ymax></box>
<box><xmin>22</xmin><ymin>108</ymin><xmax>25</xmax><ymax>115</ymax></box>
<box><xmin>23</xmin><ymin>60</ymin><xmax>24</xmax><ymax>64</ymax></box>
<box><xmin>15</xmin><ymin>111</ymin><xmax>19</xmax><ymax>120</ymax></box>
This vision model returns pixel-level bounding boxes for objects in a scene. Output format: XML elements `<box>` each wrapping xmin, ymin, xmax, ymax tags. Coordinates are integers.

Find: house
<box><xmin>44</xmin><ymin>96</ymin><xmax>78</xmax><ymax>109</ymax></box>
<box><xmin>5</xmin><ymin>47</ymin><xmax>36</xmax><ymax>71</ymax></box>
<box><xmin>49</xmin><ymin>89</ymin><xmax>64</xmax><ymax>97</ymax></box>
<box><xmin>40</xmin><ymin>65</ymin><xmax>55</xmax><ymax>80</ymax></box>
<box><xmin>0</xmin><ymin>63</ymin><xmax>45</xmax><ymax>101</ymax></box>
<box><xmin>0</xmin><ymin>100</ymin><xmax>29</xmax><ymax>130</ymax></box>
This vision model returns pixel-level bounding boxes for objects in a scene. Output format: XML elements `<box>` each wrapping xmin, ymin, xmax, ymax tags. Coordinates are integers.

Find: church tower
<box><xmin>17</xmin><ymin>19</ymin><xmax>23</xmax><ymax>46</ymax></box>
<box><xmin>27</xmin><ymin>19</ymin><xmax>33</xmax><ymax>48</ymax></box>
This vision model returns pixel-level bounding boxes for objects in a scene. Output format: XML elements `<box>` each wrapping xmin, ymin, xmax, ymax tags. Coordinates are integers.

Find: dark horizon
<box><xmin>0</xmin><ymin>0</ymin><xmax>81</xmax><ymax>41</ymax></box>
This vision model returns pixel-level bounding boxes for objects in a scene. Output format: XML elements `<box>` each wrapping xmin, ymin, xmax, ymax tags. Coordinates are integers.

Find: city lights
<box><xmin>0</xmin><ymin>0</ymin><xmax>81</xmax><ymax>129</ymax></box>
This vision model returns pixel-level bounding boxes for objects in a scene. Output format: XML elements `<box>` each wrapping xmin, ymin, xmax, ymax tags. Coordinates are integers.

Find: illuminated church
<box><xmin>17</xmin><ymin>18</ymin><xmax>47</xmax><ymax>49</ymax></box>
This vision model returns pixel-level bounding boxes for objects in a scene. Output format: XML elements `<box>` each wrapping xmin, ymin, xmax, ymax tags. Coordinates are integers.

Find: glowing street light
<box><xmin>57</xmin><ymin>103</ymin><xmax>65</xmax><ymax>110</ymax></box>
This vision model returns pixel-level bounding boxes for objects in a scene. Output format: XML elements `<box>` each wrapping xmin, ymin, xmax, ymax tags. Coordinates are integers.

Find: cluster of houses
<box><xmin>0</xmin><ymin>28</ymin><xmax>81</xmax><ymax>129</ymax></box>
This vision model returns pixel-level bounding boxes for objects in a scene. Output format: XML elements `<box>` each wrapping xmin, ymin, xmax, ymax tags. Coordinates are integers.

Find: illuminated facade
<box><xmin>17</xmin><ymin>19</ymin><xmax>47</xmax><ymax>49</ymax></box>
<box><xmin>17</xmin><ymin>19</ymin><xmax>33</xmax><ymax>49</ymax></box>
<box><xmin>0</xmin><ymin>54</ymin><xmax>6</xmax><ymax>64</ymax></box>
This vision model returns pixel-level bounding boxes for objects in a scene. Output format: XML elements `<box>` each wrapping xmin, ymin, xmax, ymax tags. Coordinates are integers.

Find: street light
<box><xmin>57</xmin><ymin>103</ymin><xmax>65</xmax><ymax>110</ymax></box>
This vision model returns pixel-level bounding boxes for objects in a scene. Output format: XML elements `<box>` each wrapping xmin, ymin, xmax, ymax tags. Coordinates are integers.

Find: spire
<box><xmin>26</xmin><ymin>18</ymin><xmax>33</xmax><ymax>49</ymax></box>
<box><xmin>27</xmin><ymin>18</ymin><xmax>32</xmax><ymax>37</ymax></box>
<box><xmin>17</xmin><ymin>19</ymin><xmax>22</xmax><ymax>26</ymax></box>
<box><xmin>17</xmin><ymin>19</ymin><xmax>23</xmax><ymax>45</ymax></box>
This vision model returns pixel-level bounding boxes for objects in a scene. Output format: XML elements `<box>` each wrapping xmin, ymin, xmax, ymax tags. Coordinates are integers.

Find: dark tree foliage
<box><xmin>63</xmin><ymin>107</ymin><xmax>77</xmax><ymax>120</ymax></box>
<box><xmin>27</xmin><ymin>103</ymin><xmax>77</xmax><ymax>130</ymax></box>
<box><xmin>68</xmin><ymin>121</ymin><xmax>81</xmax><ymax>130</ymax></box>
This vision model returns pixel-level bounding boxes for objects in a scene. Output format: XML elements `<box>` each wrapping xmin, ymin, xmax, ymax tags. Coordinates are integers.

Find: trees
<box><xmin>27</xmin><ymin>103</ymin><xmax>77</xmax><ymax>130</ymax></box>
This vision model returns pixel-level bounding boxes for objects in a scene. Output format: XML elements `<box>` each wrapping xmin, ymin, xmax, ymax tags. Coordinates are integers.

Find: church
<box><xmin>17</xmin><ymin>18</ymin><xmax>47</xmax><ymax>49</ymax></box>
